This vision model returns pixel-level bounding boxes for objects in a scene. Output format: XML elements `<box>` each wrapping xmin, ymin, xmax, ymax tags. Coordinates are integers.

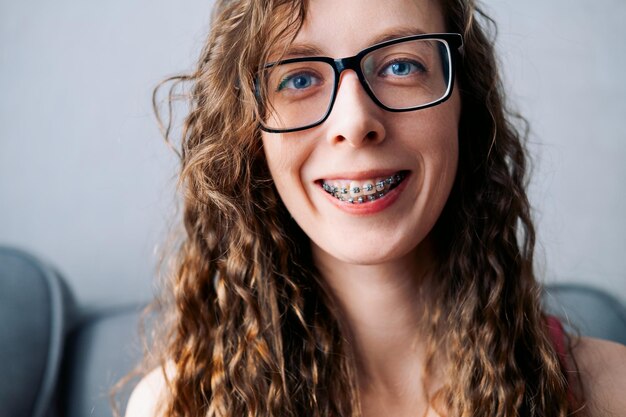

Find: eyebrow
<box><xmin>282</xmin><ymin>44</ymin><xmax>325</xmax><ymax>59</ymax></box>
<box><xmin>367</xmin><ymin>27</ymin><xmax>427</xmax><ymax>47</ymax></box>
<box><xmin>280</xmin><ymin>27</ymin><xmax>428</xmax><ymax>60</ymax></box>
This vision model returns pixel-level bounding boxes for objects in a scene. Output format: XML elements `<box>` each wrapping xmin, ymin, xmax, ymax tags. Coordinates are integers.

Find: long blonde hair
<box><xmin>113</xmin><ymin>0</ymin><xmax>580</xmax><ymax>416</ymax></box>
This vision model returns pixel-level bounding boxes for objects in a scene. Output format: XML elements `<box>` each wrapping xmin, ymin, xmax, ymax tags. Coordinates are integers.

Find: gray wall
<box><xmin>490</xmin><ymin>0</ymin><xmax>626</xmax><ymax>300</ymax></box>
<box><xmin>1</xmin><ymin>0</ymin><xmax>624</xmax><ymax>312</ymax></box>
<box><xmin>0</xmin><ymin>0</ymin><xmax>214</xmax><ymax>312</ymax></box>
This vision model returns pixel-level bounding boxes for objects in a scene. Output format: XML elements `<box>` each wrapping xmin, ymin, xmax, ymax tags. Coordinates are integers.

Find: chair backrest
<box><xmin>0</xmin><ymin>246</ymin><xmax>74</xmax><ymax>417</ymax></box>
<box><xmin>543</xmin><ymin>283</ymin><xmax>626</xmax><ymax>345</ymax></box>
<box><xmin>56</xmin><ymin>305</ymin><xmax>146</xmax><ymax>417</ymax></box>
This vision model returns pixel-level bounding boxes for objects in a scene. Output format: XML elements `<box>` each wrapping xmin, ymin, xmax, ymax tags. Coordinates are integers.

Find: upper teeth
<box><xmin>322</xmin><ymin>173</ymin><xmax>405</xmax><ymax>203</ymax></box>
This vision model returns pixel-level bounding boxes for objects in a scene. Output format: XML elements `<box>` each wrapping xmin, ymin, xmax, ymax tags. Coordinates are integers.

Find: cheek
<box><xmin>397</xmin><ymin>99</ymin><xmax>460</xmax><ymax>210</ymax></box>
<box><xmin>431</xmin><ymin>135</ymin><xmax>458</xmax><ymax>211</ymax></box>
<box><xmin>426</xmin><ymin>114</ymin><xmax>459</xmax><ymax>199</ymax></box>
<box><xmin>262</xmin><ymin>135</ymin><xmax>294</xmax><ymax>179</ymax></box>
<box><xmin>423</xmin><ymin>96</ymin><xmax>460</xmax><ymax>174</ymax></box>
<box><xmin>431</xmin><ymin>124</ymin><xmax>458</xmax><ymax>175</ymax></box>
<box><xmin>261</xmin><ymin>133</ymin><xmax>313</xmax><ymax>196</ymax></box>
<box><xmin>392</xmin><ymin>107</ymin><xmax>459</xmax><ymax>172</ymax></box>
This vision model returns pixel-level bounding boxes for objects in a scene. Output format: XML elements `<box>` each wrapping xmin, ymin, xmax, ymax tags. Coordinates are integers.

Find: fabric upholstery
<box><xmin>543</xmin><ymin>283</ymin><xmax>626</xmax><ymax>345</ymax></box>
<box><xmin>56</xmin><ymin>306</ymin><xmax>146</xmax><ymax>417</ymax></box>
<box><xmin>0</xmin><ymin>247</ymin><xmax>73</xmax><ymax>417</ymax></box>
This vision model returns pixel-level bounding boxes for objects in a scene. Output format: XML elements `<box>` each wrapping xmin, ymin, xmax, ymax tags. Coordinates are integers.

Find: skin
<box><xmin>261</xmin><ymin>0</ymin><xmax>459</xmax><ymax>414</ymax></box>
<box><xmin>124</xmin><ymin>0</ymin><xmax>626</xmax><ymax>416</ymax></box>
<box><xmin>262</xmin><ymin>0</ymin><xmax>459</xmax><ymax>268</ymax></box>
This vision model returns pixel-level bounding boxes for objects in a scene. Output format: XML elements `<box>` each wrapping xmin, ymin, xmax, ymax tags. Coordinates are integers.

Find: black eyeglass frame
<box><xmin>255</xmin><ymin>32</ymin><xmax>464</xmax><ymax>133</ymax></box>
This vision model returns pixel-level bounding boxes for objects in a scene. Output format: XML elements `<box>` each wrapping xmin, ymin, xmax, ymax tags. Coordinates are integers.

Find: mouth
<box><xmin>318</xmin><ymin>171</ymin><xmax>408</xmax><ymax>204</ymax></box>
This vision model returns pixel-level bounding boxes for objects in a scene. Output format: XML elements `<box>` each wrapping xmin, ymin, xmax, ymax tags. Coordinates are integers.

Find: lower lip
<box><xmin>319</xmin><ymin>173</ymin><xmax>410</xmax><ymax>215</ymax></box>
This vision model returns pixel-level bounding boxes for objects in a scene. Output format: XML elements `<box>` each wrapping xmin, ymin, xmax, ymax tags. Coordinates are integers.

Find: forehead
<box><xmin>295</xmin><ymin>0</ymin><xmax>446</xmax><ymax>56</ymax></box>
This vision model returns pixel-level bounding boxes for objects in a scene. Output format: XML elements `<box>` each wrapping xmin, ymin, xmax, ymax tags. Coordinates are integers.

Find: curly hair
<box><xmin>112</xmin><ymin>0</ymin><xmax>583</xmax><ymax>416</ymax></box>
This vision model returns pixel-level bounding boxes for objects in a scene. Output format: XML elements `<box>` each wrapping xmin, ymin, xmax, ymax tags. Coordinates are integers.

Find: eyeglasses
<box><xmin>254</xmin><ymin>33</ymin><xmax>463</xmax><ymax>133</ymax></box>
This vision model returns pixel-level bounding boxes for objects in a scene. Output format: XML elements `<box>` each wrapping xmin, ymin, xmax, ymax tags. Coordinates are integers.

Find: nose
<box><xmin>324</xmin><ymin>71</ymin><xmax>386</xmax><ymax>148</ymax></box>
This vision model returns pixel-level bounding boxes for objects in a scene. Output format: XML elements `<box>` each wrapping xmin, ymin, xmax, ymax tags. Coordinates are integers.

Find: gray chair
<box><xmin>55</xmin><ymin>305</ymin><xmax>145</xmax><ymax>417</ymax></box>
<box><xmin>543</xmin><ymin>283</ymin><xmax>626</xmax><ymax>345</ymax></box>
<box><xmin>0</xmin><ymin>246</ymin><xmax>144</xmax><ymax>417</ymax></box>
<box><xmin>0</xmin><ymin>246</ymin><xmax>74</xmax><ymax>417</ymax></box>
<box><xmin>1</xmin><ymin>245</ymin><xmax>626</xmax><ymax>417</ymax></box>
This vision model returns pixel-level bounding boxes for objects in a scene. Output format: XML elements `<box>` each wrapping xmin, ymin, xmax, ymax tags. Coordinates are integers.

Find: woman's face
<box><xmin>261</xmin><ymin>0</ymin><xmax>461</xmax><ymax>266</ymax></box>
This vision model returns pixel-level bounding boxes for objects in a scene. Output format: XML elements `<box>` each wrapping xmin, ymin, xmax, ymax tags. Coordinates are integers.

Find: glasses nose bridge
<box><xmin>333</xmin><ymin>54</ymin><xmax>363</xmax><ymax>81</ymax></box>
<box><xmin>332</xmin><ymin>54</ymin><xmax>370</xmax><ymax>103</ymax></box>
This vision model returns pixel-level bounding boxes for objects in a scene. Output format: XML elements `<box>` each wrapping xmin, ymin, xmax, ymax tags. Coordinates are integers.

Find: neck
<box><xmin>312</xmin><ymin>240</ymin><xmax>436</xmax><ymax>395</ymax></box>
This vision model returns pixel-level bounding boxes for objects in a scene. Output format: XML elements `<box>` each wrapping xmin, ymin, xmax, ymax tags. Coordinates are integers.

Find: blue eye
<box><xmin>277</xmin><ymin>72</ymin><xmax>320</xmax><ymax>91</ymax></box>
<box><xmin>380</xmin><ymin>60</ymin><xmax>425</xmax><ymax>77</ymax></box>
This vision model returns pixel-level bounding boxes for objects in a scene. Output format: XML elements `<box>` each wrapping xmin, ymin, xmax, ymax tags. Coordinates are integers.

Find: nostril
<box><xmin>365</xmin><ymin>131</ymin><xmax>379</xmax><ymax>141</ymax></box>
<box><xmin>331</xmin><ymin>129</ymin><xmax>383</xmax><ymax>147</ymax></box>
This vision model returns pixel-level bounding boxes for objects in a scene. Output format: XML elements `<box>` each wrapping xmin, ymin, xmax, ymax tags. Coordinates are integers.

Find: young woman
<box><xmin>122</xmin><ymin>0</ymin><xmax>626</xmax><ymax>416</ymax></box>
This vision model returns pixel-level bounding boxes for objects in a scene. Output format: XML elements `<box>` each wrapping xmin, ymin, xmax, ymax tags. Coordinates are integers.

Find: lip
<box><xmin>316</xmin><ymin>169</ymin><xmax>404</xmax><ymax>182</ymax></box>
<box><xmin>317</xmin><ymin>171</ymin><xmax>411</xmax><ymax>215</ymax></box>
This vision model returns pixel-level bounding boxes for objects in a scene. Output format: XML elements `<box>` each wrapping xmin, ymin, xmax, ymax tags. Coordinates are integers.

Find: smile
<box><xmin>320</xmin><ymin>171</ymin><xmax>407</xmax><ymax>204</ymax></box>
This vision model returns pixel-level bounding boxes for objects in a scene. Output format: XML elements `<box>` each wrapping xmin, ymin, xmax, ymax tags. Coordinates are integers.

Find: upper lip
<box><xmin>317</xmin><ymin>169</ymin><xmax>407</xmax><ymax>181</ymax></box>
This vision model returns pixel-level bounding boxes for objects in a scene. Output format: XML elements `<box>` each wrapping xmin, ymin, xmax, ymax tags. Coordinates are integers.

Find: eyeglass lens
<box><xmin>258</xmin><ymin>39</ymin><xmax>452</xmax><ymax>132</ymax></box>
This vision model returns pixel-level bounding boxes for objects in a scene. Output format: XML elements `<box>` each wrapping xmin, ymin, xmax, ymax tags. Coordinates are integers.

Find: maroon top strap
<box><xmin>546</xmin><ymin>316</ymin><xmax>567</xmax><ymax>362</ymax></box>
<box><xmin>545</xmin><ymin>315</ymin><xmax>577</xmax><ymax>406</ymax></box>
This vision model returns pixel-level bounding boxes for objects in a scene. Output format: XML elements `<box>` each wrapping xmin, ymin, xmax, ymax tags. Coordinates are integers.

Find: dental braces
<box><xmin>322</xmin><ymin>173</ymin><xmax>405</xmax><ymax>203</ymax></box>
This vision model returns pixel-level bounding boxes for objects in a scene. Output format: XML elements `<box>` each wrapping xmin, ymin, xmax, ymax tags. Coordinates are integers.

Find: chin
<box><xmin>312</xmin><ymin>231</ymin><xmax>424</xmax><ymax>266</ymax></box>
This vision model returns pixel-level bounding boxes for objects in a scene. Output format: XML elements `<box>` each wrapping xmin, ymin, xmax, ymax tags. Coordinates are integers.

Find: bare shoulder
<box><xmin>124</xmin><ymin>361</ymin><xmax>176</xmax><ymax>417</ymax></box>
<box><xmin>571</xmin><ymin>337</ymin><xmax>626</xmax><ymax>417</ymax></box>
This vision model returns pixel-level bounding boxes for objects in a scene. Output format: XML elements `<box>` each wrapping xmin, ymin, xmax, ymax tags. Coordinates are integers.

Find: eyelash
<box><xmin>378</xmin><ymin>59</ymin><xmax>427</xmax><ymax>77</ymax></box>
<box><xmin>277</xmin><ymin>71</ymin><xmax>323</xmax><ymax>91</ymax></box>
